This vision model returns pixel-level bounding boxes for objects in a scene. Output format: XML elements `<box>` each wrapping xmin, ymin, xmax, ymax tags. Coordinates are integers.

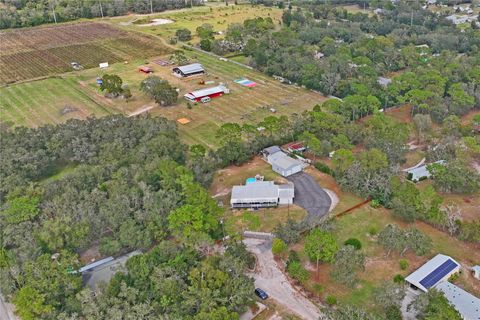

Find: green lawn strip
<box><xmin>0</xmin><ymin>87</ymin><xmax>44</xmax><ymax>127</ymax></box>
<box><xmin>16</xmin><ymin>82</ymin><xmax>61</xmax><ymax>123</ymax></box>
<box><xmin>56</xmin><ymin>78</ymin><xmax>112</xmax><ymax>117</ymax></box>
<box><xmin>0</xmin><ymin>95</ymin><xmax>24</xmax><ymax>124</ymax></box>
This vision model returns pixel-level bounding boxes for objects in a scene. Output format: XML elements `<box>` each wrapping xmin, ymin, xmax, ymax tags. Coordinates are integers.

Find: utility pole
<box><xmin>99</xmin><ymin>1</ymin><xmax>104</xmax><ymax>19</ymax></box>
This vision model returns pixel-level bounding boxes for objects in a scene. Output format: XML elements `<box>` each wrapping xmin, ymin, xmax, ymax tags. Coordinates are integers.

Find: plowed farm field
<box><xmin>0</xmin><ymin>22</ymin><xmax>171</xmax><ymax>84</ymax></box>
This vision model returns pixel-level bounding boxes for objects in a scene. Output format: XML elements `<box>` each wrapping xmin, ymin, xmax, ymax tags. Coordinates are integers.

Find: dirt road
<box><xmin>0</xmin><ymin>294</ymin><xmax>18</xmax><ymax>320</ymax></box>
<box><xmin>243</xmin><ymin>237</ymin><xmax>322</xmax><ymax>320</ymax></box>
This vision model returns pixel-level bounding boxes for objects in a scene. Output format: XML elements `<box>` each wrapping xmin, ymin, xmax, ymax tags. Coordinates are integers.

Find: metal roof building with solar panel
<box><xmin>405</xmin><ymin>254</ymin><xmax>461</xmax><ymax>292</ymax></box>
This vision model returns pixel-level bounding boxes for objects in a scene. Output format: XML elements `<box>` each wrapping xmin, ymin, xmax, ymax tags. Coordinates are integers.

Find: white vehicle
<box><xmin>200</xmin><ymin>96</ymin><xmax>211</xmax><ymax>103</ymax></box>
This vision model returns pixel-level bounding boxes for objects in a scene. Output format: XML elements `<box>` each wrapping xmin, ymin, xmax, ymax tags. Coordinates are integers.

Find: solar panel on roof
<box><xmin>419</xmin><ymin>259</ymin><xmax>458</xmax><ymax>289</ymax></box>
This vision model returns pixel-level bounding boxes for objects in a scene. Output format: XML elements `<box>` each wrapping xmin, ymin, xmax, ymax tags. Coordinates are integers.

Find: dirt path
<box><xmin>0</xmin><ymin>294</ymin><xmax>18</xmax><ymax>320</ymax></box>
<box><xmin>243</xmin><ymin>238</ymin><xmax>322</xmax><ymax>320</ymax></box>
<box><xmin>128</xmin><ymin>104</ymin><xmax>156</xmax><ymax>117</ymax></box>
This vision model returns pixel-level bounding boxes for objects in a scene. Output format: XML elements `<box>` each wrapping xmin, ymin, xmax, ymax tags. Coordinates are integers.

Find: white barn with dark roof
<box><xmin>405</xmin><ymin>254</ymin><xmax>460</xmax><ymax>292</ymax></box>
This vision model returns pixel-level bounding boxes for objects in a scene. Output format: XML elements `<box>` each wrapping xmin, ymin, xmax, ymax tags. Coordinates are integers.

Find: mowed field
<box><xmin>0</xmin><ymin>22</ymin><xmax>172</xmax><ymax>84</ymax></box>
<box><xmin>0</xmin><ymin>77</ymin><xmax>111</xmax><ymax>127</ymax></box>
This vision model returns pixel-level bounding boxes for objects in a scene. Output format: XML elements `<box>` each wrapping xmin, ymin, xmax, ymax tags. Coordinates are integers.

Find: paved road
<box><xmin>243</xmin><ymin>238</ymin><xmax>322</xmax><ymax>320</ymax></box>
<box><xmin>287</xmin><ymin>172</ymin><xmax>331</xmax><ymax>218</ymax></box>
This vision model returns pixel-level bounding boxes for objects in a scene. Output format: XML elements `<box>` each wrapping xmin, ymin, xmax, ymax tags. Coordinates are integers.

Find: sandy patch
<box><xmin>138</xmin><ymin>18</ymin><xmax>174</xmax><ymax>26</ymax></box>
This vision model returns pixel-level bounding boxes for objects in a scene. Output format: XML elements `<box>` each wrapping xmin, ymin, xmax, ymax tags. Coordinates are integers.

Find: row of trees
<box><xmin>0</xmin><ymin>0</ymin><xmax>202</xmax><ymax>29</ymax></box>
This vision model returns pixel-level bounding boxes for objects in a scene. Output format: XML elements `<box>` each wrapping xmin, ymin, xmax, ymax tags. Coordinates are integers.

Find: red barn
<box><xmin>184</xmin><ymin>85</ymin><xmax>229</xmax><ymax>102</ymax></box>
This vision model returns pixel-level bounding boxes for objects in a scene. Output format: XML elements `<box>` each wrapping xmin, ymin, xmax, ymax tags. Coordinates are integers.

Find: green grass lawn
<box><xmin>0</xmin><ymin>77</ymin><xmax>111</xmax><ymax>128</ymax></box>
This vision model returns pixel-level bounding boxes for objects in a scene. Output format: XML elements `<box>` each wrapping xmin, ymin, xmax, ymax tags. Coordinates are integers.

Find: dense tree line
<box><xmin>0</xmin><ymin>0</ymin><xmax>203</xmax><ymax>29</ymax></box>
<box><xmin>0</xmin><ymin>115</ymin><xmax>253</xmax><ymax>318</ymax></box>
<box><xmin>210</xmin><ymin>2</ymin><xmax>480</xmax><ymax>122</ymax></box>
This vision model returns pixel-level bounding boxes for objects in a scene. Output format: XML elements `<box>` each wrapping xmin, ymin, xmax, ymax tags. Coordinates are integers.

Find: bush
<box><xmin>449</xmin><ymin>272</ymin><xmax>460</xmax><ymax>282</ymax></box>
<box><xmin>326</xmin><ymin>295</ymin><xmax>337</xmax><ymax>305</ymax></box>
<box><xmin>399</xmin><ymin>259</ymin><xmax>409</xmax><ymax>270</ymax></box>
<box><xmin>175</xmin><ymin>28</ymin><xmax>192</xmax><ymax>41</ymax></box>
<box><xmin>312</xmin><ymin>283</ymin><xmax>324</xmax><ymax>295</ymax></box>
<box><xmin>286</xmin><ymin>261</ymin><xmax>310</xmax><ymax>283</ymax></box>
<box><xmin>370</xmin><ymin>199</ymin><xmax>381</xmax><ymax>208</ymax></box>
<box><xmin>393</xmin><ymin>274</ymin><xmax>404</xmax><ymax>284</ymax></box>
<box><xmin>272</xmin><ymin>238</ymin><xmax>288</xmax><ymax>256</ymax></box>
<box><xmin>344</xmin><ymin>238</ymin><xmax>362</xmax><ymax>250</ymax></box>
<box><xmin>385</xmin><ymin>305</ymin><xmax>402</xmax><ymax>320</ymax></box>
<box><xmin>287</xmin><ymin>250</ymin><xmax>300</xmax><ymax>265</ymax></box>
<box><xmin>314</xmin><ymin>162</ymin><xmax>333</xmax><ymax>175</ymax></box>
<box><xmin>368</xmin><ymin>226</ymin><xmax>379</xmax><ymax>235</ymax></box>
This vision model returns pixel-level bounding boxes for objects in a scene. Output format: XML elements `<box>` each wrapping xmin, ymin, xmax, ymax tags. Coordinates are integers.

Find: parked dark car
<box><xmin>254</xmin><ymin>288</ymin><xmax>269</xmax><ymax>300</ymax></box>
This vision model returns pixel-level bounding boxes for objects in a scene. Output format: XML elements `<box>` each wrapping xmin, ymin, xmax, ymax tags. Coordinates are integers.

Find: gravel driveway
<box><xmin>287</xmin><ymin>172</ymin><xmax>332</xmax><ymax>218</ymax></box>
<box><xmin>243</xmin><ymin>238</ymin><xmax>322</xmax><ymax>320</ymax></box>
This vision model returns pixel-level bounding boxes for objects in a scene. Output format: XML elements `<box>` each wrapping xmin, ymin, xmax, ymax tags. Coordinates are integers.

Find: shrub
<box><xmin>344</xmin><ymin>238</ymin><xmax>362</xmax><ymax>250</ymax></box>
<box><xmin>314</xmin><ymin>162</ymin><xmax>333</xmax><ymax>175</ymax></box>
<box><xmin>386</xmin><ymin>305</ymin><xmax>402</xmax><ymax>320</ymax></box>
<box><xmin>287</xmin><ymin>250</ymin><xmax>300</xmax><ymax>266</ymax></box>
<box><xmin>449</xmin><ymin>272</ymin><xmax>460</xmax><ymax>282</ymax></box>
<box><xmin>312</xmin><ymin>283</ymin><xmax>324</xmax><ymax>295</ymax></box>
<box><xmin>287</xmin><ymin>260</ymin><xmax>310</xmax><ymax>283</ymax></box>
<box><xmin>368</xmin><ymin>226</ymin><xmax>379</xmax><ymax>235</ymax></box>
<box><xmin>326</xmin><ymin>295</ymin><xmax>337</xmax><ymax>306</ymax></box>
<box><xmin>370</xmin><ymin>199</ymin><xmax>381</xmax><ymax>208</ymax></box>
<box><xmin>393</xmin><ymin>274</ymin><xmax>404</xmax><ymax>284</ymax></box>
<box><xmin>272</xmin><ymin>238</ymin><xmax>288</xmax><ymax>256</ymax></box>
<box><xmin>399</xmin><ymin>259</ymin><xmax>409</xmax><ymax>270</ymax></box>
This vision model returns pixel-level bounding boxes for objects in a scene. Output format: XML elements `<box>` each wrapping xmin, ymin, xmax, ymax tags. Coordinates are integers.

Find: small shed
<box><xmin>139</xmin><ymin>66</ymin><xmax>153</xmax><ymax>73</ymax></box>
<box><xmin>473</xmin><ymin>265</ymin><xmax>480</xmax><ymax>280</ymax></box>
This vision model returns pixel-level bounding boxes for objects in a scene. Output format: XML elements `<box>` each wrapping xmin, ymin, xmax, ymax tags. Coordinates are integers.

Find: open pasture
<box><xmin>112</xmin><ymin>4</ymin><xmax>284</xmax><ymax>41</ymax></box>
<box><xmin>0</xmin><ymin>77</ymin><xmax>111</xmax><ymax>128</ymax></box>
<box><xmin>0</xmin><ymin>22</ymin><xmax>171</xmax><ymax>84</ymax></box>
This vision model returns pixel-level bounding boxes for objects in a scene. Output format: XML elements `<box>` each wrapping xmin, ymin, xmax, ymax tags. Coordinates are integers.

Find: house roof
<box><xmin>278</xmin><ymin>182</ymin><xmax>295</xmax><ymax>199</ymax></box>
<box><xmin>174</xmin><ymin>63</ymin><xmax>204</xmax><ymax>74</ymax></box>
<box><xmin>377</xmin><ymin>77</ymin><xmax>392</xmax><ymax>86</ymax></box>
<box><xmin>268</xmin><ymin>152</ymin><xmax>303</xmax><ymax>171</ymax></box>
<box><xmin>435</xmin><ymin>282</ymin><xmax>480</xmax><ymax>320</ymax></box>
<box><xmin>231</xmin><ymin>181</ymin><xmax>279</xmax><ymax>201</ymax></box>
<box><xmin>263</xmin><ymin>146</ymin><xmax>282</xmax><ymax>156</ymax></box>
<box><xmin>405</xmin><ymin>254</ymin><xmax>460</xmax><ymax>292</ymax></box>
<box><xmin>184</xmin><ymin>85</ymin><xmax>226</xmax><ymax>99</ymax></box>
<box><xmin>407</xmin><ymin>160</ymin><xmax>445</xmax><ymax>180</ymax></box>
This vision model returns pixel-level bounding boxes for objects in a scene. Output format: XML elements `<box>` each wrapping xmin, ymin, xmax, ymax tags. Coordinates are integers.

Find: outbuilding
<box><xmin>262</xmin><ymin>146</ymin><xmax>304</xmax><ymax>177</ymax></box>
<box><xmin>473</xmin><ymin>265</ymin><xmax>480</xmax><ymax>280</ymax></box>
<box><xmin>405</xmin><ymin>254</ymin><xmax>461</xmax><ymax>292</ymax></box>
<box><xmin>230</xmin><ymin>181</ymin><xmax>294</xmax><ymax>208</ymax></box>
<box><xmin>172</xmin><ymin>63</ymin><xmax>205</xmax><ymax>78</ymax></box>
<box><xmin>184</xmin><ymin>85</ymin><xmax>229</xmax><ymax>102</ymax></box>
<box><xmin>435</xmin><ymin>282</ymin><xmax>480</xmax><ymax>320</ymax></box>
<box><xmin>406</xmin><ymin>160</ymin><xmax>445</xmax><ymax>182</ymax></box>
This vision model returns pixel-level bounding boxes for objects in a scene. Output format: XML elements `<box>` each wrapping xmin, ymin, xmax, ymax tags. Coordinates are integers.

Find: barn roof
<box><xmin>435</xmin><ymin>282</ymin><xmax>480</xmax><ymax>319</ymax></box>
<box><xmin>405</xmin><ymin>254</ymin><xmax>460</xmax><ymax>292</ymax></box>
<box><xmin>184</xmin><ymin>85</ymin><xmax>226</xmax><ymax>99</ymax></box>
<box><xmin>175</xmin><ymin>63</ymin><xmax>204</xmax><ymax>75</ymax></box>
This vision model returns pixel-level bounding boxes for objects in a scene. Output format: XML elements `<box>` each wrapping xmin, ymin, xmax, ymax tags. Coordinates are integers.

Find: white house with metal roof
<box><xmin>230</xmin><ymin>181</ymin><xmax>294</xmax><ymax>208</ymax></box>
<box><xmin>435</xmin><ymin>281</ymin><xmax>480</xmax><ymax>320</ymax></box>
<box><xmin>262</xmin><ymin>146</ymin><xmax>304</xmax><ymax>177</ymax></box>
<box><xmin>407</xmin><ymin>160</ymin><xmax>445</xmax><ymax>182</ymax></box>
<box><xmin>405</xmin><ymin>254</ymin><xmax>460</xmax><ymax>292</ymax></box>
<box><xmin>172</xmin><ymin>63</ymin><xmax>205</xmax><ymax>77</ymax></box>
